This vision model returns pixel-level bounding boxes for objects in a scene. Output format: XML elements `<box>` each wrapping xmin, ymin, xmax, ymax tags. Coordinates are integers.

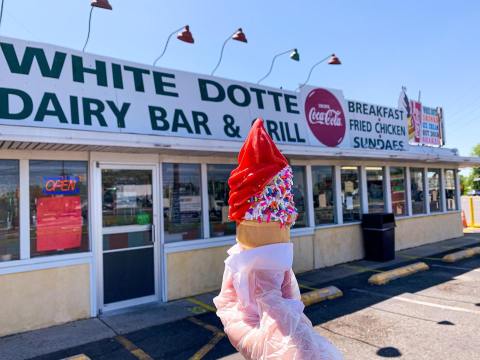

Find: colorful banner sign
<box><xmin>421</xmin><ymin>106</ymin><xmax>442</xmax><ymax>146</ymax></box>
<box><xmin>410</xmin><ymin>100</ymin><xmax>423</xmax><ymax>143</ymax></box>
<box><xmin>0</xmin><ymin>36</ymin><xmax>419</xmax><ymax>152</ymax></box>
<box><xmin>398</xmin><ymin>88</ymin><xmax>444</xmax><ymax>147</ymax></box>
<box><xmin>437</xmin><ymin>107</ymin><xmax>446</xmax><ymax>146</ymax></box>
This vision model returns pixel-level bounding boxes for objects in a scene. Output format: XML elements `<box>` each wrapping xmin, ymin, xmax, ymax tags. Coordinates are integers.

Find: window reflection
<box><xmin>312</xmin><ymin>166</ymin><xmax>335</xmax><ymax>225</ymax></box>
<box><xmin>163</xmin><ymin>163</ymin><xmax>202</xmax><ymax>242</ymax></box>
<box><xmin>341</xmin><ymin>167</ymin><xmax>361</xmax><ymax>222</ymax></box>
<box><xmin>366</xmin><ymin>167</ymin><xmax>385</xmax><ymax>213</ymax></box>
<box><xmin>292</xmin><ymin>166</ymin><xmax>307</xmax><ymax>228</ymax></box>
<box><xmin>30</xmin><ymin>160</ymin><xmax>89</xmax><ymax>257</ymax></box>
<box><xmin>207</xmin><ymin>164</ymin><xmax>236</xmax><ymax>237</ymax></box>
<box><xmin>102</xmin><ymin>169</ymin><xmax>153</xmax><ymax>227</ymax></box>
<box><xmin>428</xmin><ymin>169</ymin><xmax>442</xmax><ymax>212</ymax></box>
<box><xmin>0</xmin><ymin>160</ymin><xmax>19</xmax><ymax>262</ymax></box>
<box><xmin>445</xmin><ymin>169</ymin><xmax>457</xmax><ymax>211</ymax></box>
<box><xmin>410</xmin><ymin>168</ymin><xmax>425</xmax><ymax>214</ymax></box>
<box><xmin>390</xmin><ymin>167</ymin><xmax>407</xmax><ymax>216</ymax></box>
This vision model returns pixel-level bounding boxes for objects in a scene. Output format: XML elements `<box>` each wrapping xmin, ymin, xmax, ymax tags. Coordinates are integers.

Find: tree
<box><xmin>472</xmin><ymin>144</ymin><xmax>480</xmax><ymax>157</ymax></box>
<box><xmin>468</xmin><ymin>144</ymin><xmax>480</xmax><ymax>192</ymax></box>
<box><xmin>460</xmin><ymin>174</ymin><xmax>472</xmax><ymax>195</ymax></box>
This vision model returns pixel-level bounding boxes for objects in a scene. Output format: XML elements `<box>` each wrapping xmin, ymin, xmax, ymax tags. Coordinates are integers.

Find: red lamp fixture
<box><xmin>91</xmin><ymin>0</ymin><xmax>112</xmax><ymax>10</ymax></box>
<box><xmin>232</xmin><ymin>28</ymin><xmax>247</xmax><ymax>43</ymax></box>
<box><xmin>297</xmin><ymin>53</ymin><xmax>342</xmax><ymax>90</ymax></box>
<box><xmin>328</xmin><ymin>54</ymin><xmax>341</xmax><ymax>65</ymax></box>
<box><xmin>211</xmin><ymin>27</ymin><xmax>248</xmax><ymax>75</ymax></box>
<box><xmin>177</xmin><ymin>25</ymin><xmax>194</xmax><ymax>44</ymax></box>
<box><xmin>153</xmin><ymin>25</ymin><xmax>195</xmax><ymax>66</ymax></box>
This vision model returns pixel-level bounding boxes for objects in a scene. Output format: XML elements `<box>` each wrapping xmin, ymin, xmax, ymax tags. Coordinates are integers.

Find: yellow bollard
<box><xmin>301</xmin><ymin>286</ymin><xmax>343</xmax><ymax>306</ymax></box>
<box><xmin>368</xmin><ymin>262</ymin><xmax>429</xmax><ymax>285</ymax></box>
<box><xmin>442</xmin><ymin>247</ymin><xmax>480</xmax><ymax>263</ymax></box>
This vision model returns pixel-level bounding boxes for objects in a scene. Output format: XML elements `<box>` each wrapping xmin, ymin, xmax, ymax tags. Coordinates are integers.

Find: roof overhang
<box><xmin>0</xmin><ymin>125</ymin><xmax>478</xmax><ymax>167</ymax></box>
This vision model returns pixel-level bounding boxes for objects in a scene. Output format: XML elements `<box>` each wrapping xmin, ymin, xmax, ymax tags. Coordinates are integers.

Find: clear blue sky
<box><xmin>0</xmin><ymin>0</ymin><xmax>479</xmax><ymax>157</ymax></box>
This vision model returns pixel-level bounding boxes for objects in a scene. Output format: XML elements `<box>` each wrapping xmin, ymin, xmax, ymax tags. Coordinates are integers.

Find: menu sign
<box><xmin>398</xmin><ymin>88</ymin><xmax>444</xmax><ymax>147</ymax></box>
<box><xmin>421</xmin><ymin>106</ymin><xmax>442</xmax><ymax>146</ymax></box>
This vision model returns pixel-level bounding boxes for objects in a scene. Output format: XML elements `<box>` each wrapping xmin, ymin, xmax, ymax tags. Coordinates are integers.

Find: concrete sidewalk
<box><xmin>1</xmin><ymin>233</ymin><xmax>479</xmax><ymax>360</ymax></box>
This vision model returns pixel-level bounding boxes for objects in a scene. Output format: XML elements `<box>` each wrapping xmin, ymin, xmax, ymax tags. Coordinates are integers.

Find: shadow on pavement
<box><xmin>377</xmin><ymin>346</ymin><xmax>402</xmax><ymax>357</ymax></box>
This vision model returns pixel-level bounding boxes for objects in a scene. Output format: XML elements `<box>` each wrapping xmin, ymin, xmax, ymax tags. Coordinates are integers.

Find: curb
<box><xmin>301</xmin><ymin>285</ymin><xmax>343</xmax><ymax>306</ymax></box>
<box><xmin>368</xmin><ymin>262</ymin><xmax>429</xmax><ymax>285</ymax></box>
<box><xmin>442</xmin><ymin>246</ymin><xmax>480</xmax><ymax>263</ymax></box>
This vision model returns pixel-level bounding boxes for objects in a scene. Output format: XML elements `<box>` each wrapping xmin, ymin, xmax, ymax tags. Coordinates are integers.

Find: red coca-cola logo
<box><xmin>304</xmin><ymin>88</ymin><xmax>346</xmax><ymax>147</ymax></box>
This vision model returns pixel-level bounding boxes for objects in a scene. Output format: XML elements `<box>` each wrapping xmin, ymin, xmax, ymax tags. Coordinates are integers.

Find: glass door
<box><xmin>101</xmin><ymin>167</ymin><xmax>158</xmax><ymax>307</ymax></box>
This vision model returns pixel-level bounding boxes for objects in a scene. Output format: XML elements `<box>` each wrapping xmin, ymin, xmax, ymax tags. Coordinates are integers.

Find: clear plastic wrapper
<box><xmin>214</xmin><ymin>243</ymin><xmax>343</xmax><ymax>360</ymax></box>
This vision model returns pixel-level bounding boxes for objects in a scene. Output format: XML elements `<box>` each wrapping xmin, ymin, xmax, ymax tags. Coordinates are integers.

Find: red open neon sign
<box><xmin>42</xmin><ymin>176</ymin><xmax>80</xmax><ymax>195</ymax></box>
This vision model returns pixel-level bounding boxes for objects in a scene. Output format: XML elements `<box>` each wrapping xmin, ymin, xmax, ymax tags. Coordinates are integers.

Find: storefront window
<box><xmin>102</xmin><ymin>170</ymin><xmax>153</xmax><ymax>228</ymax></box>
<box><xmin>410</xmin><ymin>168</ymin><xmax>425</xmax><ymax>214</ymax></box>
<box><xmin>445</xmin><ymin>169</ymin><xmax>457</xmax><ymax>211</ymax></box>
<box><xmin>428</xmin><ymin>168</ymin><xmax>442</xmax><ymax>212</ymax></box>
<box><xmin>390</xmin><ymin>167</ymin><xmax>407</xmax><ymax>216</ymax></box>
<box><xmin>0</xmin><ymin>160</ymin><xmax>20</xmax><ymax>262</ymax></box>
<box><xmin>163</xmin><ymin>163</ymin><xmax>202</xmax><ymax>242</ymax></box>
<box><xmin>208</xmin><ymin>164</ymin><xmax>236</xmax><ymax>237</ymax></box>
<box><xmin>29</xmin><ymin>160</ymin><xmax>89</xmax><ymax>257</ymax></box>
<box><xmin>366</xmin><ymin>167</ymin><xmax>385</xmax><ymax>213</ymax></box>
<box><xmin>341</xmin><ymin>167</ymin><xmax>361</xmax><ymax>222</ymax></box>
<box><xmin>292</xmin><ymin>166</ymin><xmax>307</xmax><ymax>228</ymax></box>
<box><xmin>312</xmin><ymin>166</ymin><xmax>335</xmax><ymax>225</ymax></box>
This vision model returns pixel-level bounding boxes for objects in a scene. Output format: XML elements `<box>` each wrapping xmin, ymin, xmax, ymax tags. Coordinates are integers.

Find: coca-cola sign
<box><xmin>304</xmin><ymin>88</ymin><xmax>346</xmax><ymax>147</ymax></box>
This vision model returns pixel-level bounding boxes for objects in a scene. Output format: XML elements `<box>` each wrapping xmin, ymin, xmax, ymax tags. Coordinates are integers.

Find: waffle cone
<box><xmin>236</xmin><ymin>220</ymin><xmax>290</xmax><ymax>249</ymax></box>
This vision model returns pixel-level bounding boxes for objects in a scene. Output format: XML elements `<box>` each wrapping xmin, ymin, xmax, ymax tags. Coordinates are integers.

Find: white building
<box><xmin>0</xmin><ymin>36</ymin><xmax>478</xmax><ymax>337</ymax></box>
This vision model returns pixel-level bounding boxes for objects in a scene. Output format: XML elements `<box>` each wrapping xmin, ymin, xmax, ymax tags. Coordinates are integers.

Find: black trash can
<box><xmin>362</xmin><ymin>213</ymin><xmax>396</xmax><ymax>261</ymax></box>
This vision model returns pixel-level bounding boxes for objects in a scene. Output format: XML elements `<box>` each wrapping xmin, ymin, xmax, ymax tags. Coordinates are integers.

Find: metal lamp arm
<box><xmin>82</xmin><ymin>7</ymin><xmax>95</xmax><ymax>52</ymax></box>
<box><xmin>0</xmin><ymin>0</ymin><xmax>5</xmax><ymax>31</ymax></box>
<box><xmin>257</xmin><ymin>49</ymin><xmax>292</xmax><ymax>84</ymax></box>
<box><xmin>211</xmin><ymin>30</ymin><xmax>236</xmax><ymax>76</ymax></box>
<box><xmin>297</xmin><ymin>54</ymin><xmax>332</xmax><ymax>90</ymax></box>
<box><xmin>153</xmin><ymin>26</ymin><xmax>184</xmax><ymax>66</ymax></box>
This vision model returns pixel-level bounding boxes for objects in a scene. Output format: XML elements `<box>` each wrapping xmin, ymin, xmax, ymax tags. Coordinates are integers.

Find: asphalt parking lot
<box><xmin>301</xmin><ymin>256</ymin><xmax>480</xmax><ymax>359</ymax></box>
<box><xmin>3</xmin><ymin>235</ymin><xmax>480</xmax><ymax>360</ymax></box>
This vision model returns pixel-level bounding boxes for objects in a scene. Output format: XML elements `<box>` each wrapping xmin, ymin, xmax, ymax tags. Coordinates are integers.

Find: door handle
<box><xmin>151</xmin><ymin>223</ymin><xmax>156</xmax><ymax>244</ymax></box>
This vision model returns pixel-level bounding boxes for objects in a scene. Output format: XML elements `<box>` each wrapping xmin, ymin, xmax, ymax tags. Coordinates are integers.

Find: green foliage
<box><xmin>471</xmin><ymin>145</ymin><xmax>480</xmax><ymax>190</ymax></box>
<box><xmin>464</xmin><ymin>143</ymin><xmax>480</xmax><ymax>193</ymax></box>
<box><xmin>460</xmin><ymin>174</ymin><xmax>472</xmax><ymax>195</ymax></box>
<box><xmin>471</xmin><ymin>144</ymin><xmax>480</xmax><ymax>157</ymax></box>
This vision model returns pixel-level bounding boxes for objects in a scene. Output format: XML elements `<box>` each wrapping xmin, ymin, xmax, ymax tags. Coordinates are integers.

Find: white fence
<box><xmin>461</xmin><ymin>196</ymin><xmax>480</xmax><ymax>227</ymax></box>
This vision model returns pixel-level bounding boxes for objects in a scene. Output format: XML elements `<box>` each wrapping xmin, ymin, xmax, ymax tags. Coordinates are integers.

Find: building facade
<box><xmin>0</xmin><ymin>36</ymin><xmax>478</xmax><ymax>337</ymax></box>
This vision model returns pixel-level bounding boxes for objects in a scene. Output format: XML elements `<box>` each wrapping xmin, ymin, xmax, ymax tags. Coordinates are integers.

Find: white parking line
<box><xmin>351</xmin><ymin>288</ymin><xmax>480</xmax><ymax>315</ymax></box>
<box><xmin>430</xmin><ymin>264</ymin><xmax>480</xmax><ymax>272</ymax></box>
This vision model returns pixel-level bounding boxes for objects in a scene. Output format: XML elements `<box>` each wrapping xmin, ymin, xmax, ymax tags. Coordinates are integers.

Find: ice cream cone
<box><xmin>236</xmin><ymin>220</ymin><xmax>290</xmax><ymax>249</ymax></box>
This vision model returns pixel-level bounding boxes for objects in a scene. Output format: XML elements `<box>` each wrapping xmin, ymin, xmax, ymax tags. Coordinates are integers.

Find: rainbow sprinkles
<box><xmin>244</xmin><ymin>166</ymin><xmax>298</xmax><ymax>227</ymax></box>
